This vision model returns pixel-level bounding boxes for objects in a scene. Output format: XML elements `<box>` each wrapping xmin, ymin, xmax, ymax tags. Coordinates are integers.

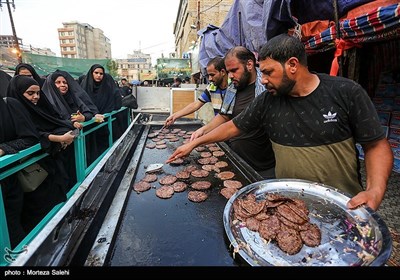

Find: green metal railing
<box><xmin>0</xmin><ymin>107</ymin><xmax>130</xmax><ymax>265</ymax></box>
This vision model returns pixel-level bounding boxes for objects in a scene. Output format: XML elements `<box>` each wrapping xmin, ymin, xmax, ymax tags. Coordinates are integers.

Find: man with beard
<box><xmin>167</xmin><ymin>34</ymin><xmax>393</xmax><ymax>211</ymax></box>
<box><xmin>171</xmin><ymin>46</ymin><xmax>276</xmax><ymax>179</ymax></box>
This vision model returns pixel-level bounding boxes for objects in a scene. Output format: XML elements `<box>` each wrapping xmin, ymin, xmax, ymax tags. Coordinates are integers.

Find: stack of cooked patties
<box><xmin>233</xmin><ymin>193</ymin><xmax>321</xmax><ymax>255</ymax></box>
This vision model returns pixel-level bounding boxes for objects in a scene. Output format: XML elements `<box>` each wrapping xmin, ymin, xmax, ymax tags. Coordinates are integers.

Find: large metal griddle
<box><xmin>107</xmin><ymin>116</ymin><xmax>261</xmax><ymax>266</ymax></box>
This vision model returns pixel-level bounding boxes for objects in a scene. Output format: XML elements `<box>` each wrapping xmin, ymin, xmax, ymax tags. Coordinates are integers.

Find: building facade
<box><xmin>116</xmin><ymin>50</ymin><xmax>155</xmax><ymax>82</ymax></box>
<box><xmin>0</xmin><ymin>35</ymin><xmax>22</xmax><ymax>49</ymax></box>
<box><xmin>173</xmin><ymin>0</ymin><xmax>233</xmax><ymax>59</ymax></box>
<box><xmin>28</xmin><ymin>47</ymin><xmax>56</xmax><ymax>56</ymax></box>
<box><xmin>57</xmin><ymin>21</ymin><xmax>112</xmax><ymax>59</ymax></box>
<box><xmin>0</xmin><ymin>35</ymin><xmax>23</xmax><ymax>67</ymax></box>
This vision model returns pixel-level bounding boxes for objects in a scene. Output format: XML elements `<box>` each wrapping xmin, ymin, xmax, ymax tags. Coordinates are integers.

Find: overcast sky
<box><xmin>0</xmin><ymin>0</ymin><xmax>180</xmax><ymax>63</ymax></box>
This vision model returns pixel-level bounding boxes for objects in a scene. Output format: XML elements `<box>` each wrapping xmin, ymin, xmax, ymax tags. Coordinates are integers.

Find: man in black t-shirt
<box><xmin>167</xmin><ymin>34</ymin><xmax>393</xmax><ymax>211</ymax></box>
<box><xmin>169</xmin><ymin>46</ymin><xmax>276</xmax><ymax>179</ymax></box>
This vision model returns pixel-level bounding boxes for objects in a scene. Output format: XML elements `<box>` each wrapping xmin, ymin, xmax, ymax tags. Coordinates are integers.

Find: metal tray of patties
<box><xmin>223</xmin><ymin>179</ymin><xmax>392</xmax><ymax>266</ymax></box>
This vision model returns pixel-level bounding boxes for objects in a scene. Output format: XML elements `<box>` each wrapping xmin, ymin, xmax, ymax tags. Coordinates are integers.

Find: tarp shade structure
<box><xmin>21</xmin><ymin>53</ymin><xmax>110</xmax><ymax>78</ymax></box>
<box><xmin>305</xmin><ymin>3</ymin><xmax>400</xmax><ymax>54</ymax></box>
<box><xmin>198</xmin><ymin>0</ymin><xmax>272</xmax><ymax>72</ymax></box>
<box><xmin>198</xmin><ymin>25</ymin><xmax>234</xmax><ymax>74</ymax></box>
<box><xmin>290</xmin><ymin>0</ymin><xmax>374</xmax><ymax>24</ymax></box>
<box><xmin>197</xmin><ymin>0</ymin><xmax>399</xmax><ymax>72</ymax></box>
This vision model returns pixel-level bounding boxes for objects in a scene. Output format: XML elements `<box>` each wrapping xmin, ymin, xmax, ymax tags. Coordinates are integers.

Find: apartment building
<box><xmin>58</xmin><ymin>21</ymin><xmax>111</xmax><ymax>59</ymax></box>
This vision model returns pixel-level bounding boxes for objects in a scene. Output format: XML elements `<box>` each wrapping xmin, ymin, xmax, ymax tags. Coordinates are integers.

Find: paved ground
<box><xmin>360</xmin><ymin>161</ymin><xmax>400</xmax><ymax>266</ymax></box>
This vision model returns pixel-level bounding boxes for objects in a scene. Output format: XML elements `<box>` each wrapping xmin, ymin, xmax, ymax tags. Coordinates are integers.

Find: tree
<box><xmin>106</xmin><ymin>59</ymin><xmax>118</xmax><ymax>78</ymax></box>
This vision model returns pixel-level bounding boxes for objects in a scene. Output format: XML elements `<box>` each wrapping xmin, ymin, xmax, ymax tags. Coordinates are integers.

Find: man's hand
<box><xmin>166</xmin><ymin>143</ymin><xmax>194</xmax><ymax>163</ymax></box>
<box><xmin>347</xmin><ymin>189</ymin><xmax>383</xmax><ymax>211</ymax></box>
<box><xmin>165</xmin><ymin>114</ymin><xmax>176</xmax><ymax>127</ymax></box>
<box><xmin>190</xmin><ymin>127</ymin><xmax>205</xmax><ymax>141</ymax></box>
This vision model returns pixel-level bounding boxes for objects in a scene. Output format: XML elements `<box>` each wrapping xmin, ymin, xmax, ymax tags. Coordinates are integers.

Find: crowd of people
<box><xmin>0</xmin><ymin>64</ymin><xmax>130</xmax><ymax>248</ymax></box>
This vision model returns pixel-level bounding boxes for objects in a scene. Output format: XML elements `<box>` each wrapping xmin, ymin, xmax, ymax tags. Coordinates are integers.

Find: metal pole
<box><xmin>197</xmin><ymin>1</ymin><xmax>200</xmax><ymax>31</ymax></box>
<box><xmin>332</xmin><ymin>0</ymin><xmax>342</xmax><ymax>76</ymax></box>
<box><xmin>5</xmin><ymin>0</ymin><xmax>22</xmax><ymax>63</ymax></box>
<box><xmin>238</xmin><ymin>11</ymin><xmax>242</xmax><ymax>46</ymax></box>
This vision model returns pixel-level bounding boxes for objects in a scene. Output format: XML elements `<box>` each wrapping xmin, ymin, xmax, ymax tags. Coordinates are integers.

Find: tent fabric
<box><xmin>305</xmin><ymin>3</ymin><xmax>400</xmax><ymax>53</ymax></box>
<box><xmin>342</xmin><ymin>3</ymin><xmax>400</xmax><ymax>38</ymax></box>
<box><xmin>21</xmin><ymin>53</ymin><xmax>110</xmax><ymax>78</ymax></box>
<box><xmin>263</xmin><ymin>0</ymin><xmax>296</xmax><ymax>40</ymax></box>
<box><xmin>199</xmin><ymin>1</ymin><xmax>399</xmax><ymax>71</ymax></box>
<box><xmin>198</xmin><ymin>0</ymin><xmax>275</xmax><ymax>71</ymax></box>
<box><xmin>220</xmin><ymin>0</ymin><xmax>266</xmax><ymax>50</ymax></box>
<box><xmin>290</xmin><ymin>0</ymin><xmax>374</xmax><ymax>24</ymax></box>
<box><xmin>198</xmin><ymin>25</ymin><xmax>234</xmax><ymax>74</ymax></box>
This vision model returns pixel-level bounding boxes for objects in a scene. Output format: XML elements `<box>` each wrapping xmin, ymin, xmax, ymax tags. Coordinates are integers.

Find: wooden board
<box><xmin>171</xmin><ymin>89</ymin><xmax>196</xmax><ymax>118</ymax></box>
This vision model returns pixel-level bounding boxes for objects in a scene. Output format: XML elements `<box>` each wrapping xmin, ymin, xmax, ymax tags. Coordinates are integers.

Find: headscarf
<box><xmin>6</xmin><ymin>75</ymin><xmax>75</xmax><ymax>135</ymax></box>
<box><xmin>14</xmin><ymin>63</ymin><xmax>45</xmax><ymax>87</ymax></box>
<box><xmin>0</xmin><ymin>70</ymin><xmax>12</xmax><ymax>97</ymax></box>
<box><xmin>79</xmin><ymin>64</ymin><xmax>116</xmax><ymax>114</ymax></box>
<box><xmin>42</xmin><ymin>70</ymin><xmax>96</xmax><ymax>120</ymax></box>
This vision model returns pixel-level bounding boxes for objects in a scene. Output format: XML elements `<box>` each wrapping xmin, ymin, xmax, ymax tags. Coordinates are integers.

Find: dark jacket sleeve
<box><xmin>114</xmin><ymin>88</ymin><xmax>122</xmax><ymax>110</ymax></box>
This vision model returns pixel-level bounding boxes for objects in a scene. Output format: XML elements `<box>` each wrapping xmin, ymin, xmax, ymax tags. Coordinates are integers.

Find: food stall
<box><xmin>8</xmin><ymin>113</ymin><xmax>392</xmax><ymax>267</ymax></box>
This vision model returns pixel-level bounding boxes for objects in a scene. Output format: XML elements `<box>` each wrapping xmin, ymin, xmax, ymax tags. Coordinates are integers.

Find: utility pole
<box><xmin>4</xmin><ymin>0</ymin><xmax>22</xmax><ymax>63</ymax></box>
<box><xmin>197</xmin><ymin>1</ymin><xmax>200</xmax><ymax>31</ymax></box>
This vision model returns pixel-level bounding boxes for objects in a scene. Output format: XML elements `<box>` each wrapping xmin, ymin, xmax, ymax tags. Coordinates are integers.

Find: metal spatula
<box><xmin>146</xmin><ymin>163</ymin><xmax>164</xmax><ymax>173</ymax></box>
<box><xmin>153</xmin><ymin>124</ymin><xmax>166</xmax><ymax>137</ymax></box>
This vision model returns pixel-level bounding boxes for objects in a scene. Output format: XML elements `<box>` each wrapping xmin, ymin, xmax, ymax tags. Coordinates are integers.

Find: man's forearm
<box><xmin>172</xmin><ymin>101</ymin><xmax>203</xmax><ymax>121</ymax></box>
<box><xmin>202</xmin><ymin>114</ymin><xmax>229</xmax><ymax>134</ymax></box>
<box><xmin>192</xmin><ymin>120</ymin><xmax>241</xmax><ymax>148</ymax></box>
<box><xmin>363</xmin><ymin>139</ymin><xmax>393</xmax><ymax>198</ymax></box>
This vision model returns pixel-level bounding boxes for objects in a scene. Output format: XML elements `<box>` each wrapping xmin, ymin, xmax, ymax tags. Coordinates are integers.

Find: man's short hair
<box><xmin>259</xmin><ymin>33</ymin><xmax>307</xmax><ymax>66</ymax></box>
<box><xmin>225</xmin><ymin>46</ymin><xmax>256</xmax><ymax>66</ymax></box>
<box><xmin>207</xmin><ymin>57</ymin><xmax>226</xmax><ymax>71</ymax></box>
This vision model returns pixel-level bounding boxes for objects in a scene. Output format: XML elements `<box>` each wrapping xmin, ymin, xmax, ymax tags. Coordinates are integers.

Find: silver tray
<box><xmin>223</xmin><ymin>179</ymin><xmax>392</xmax><ymax>266</ymax></box>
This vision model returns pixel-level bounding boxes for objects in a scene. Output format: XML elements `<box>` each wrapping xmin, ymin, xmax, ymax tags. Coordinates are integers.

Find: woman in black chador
<box><xmin>14</xmin><ymin>63</ymin><xmax>45</xmax><ymax>87</ymax></box>
<box><xmin>42</xmin><ymin>70</ymin><xmax>97</xmax><ymax>186</ymax></box>
<box><xmin>0</xmin><ymin>96</ymin><xmax>39</xmax><ymax>248</ymax></box>
<box><xmin>80</xmin><ymin>64</ymin><xmax>120</xmax><ymax>163</ymax></box>
<box><xmin>7</xmin><ymin>75</ymin><xmax>76</xmax><ymax>232</ymax></box>
<box><xmin>42</xmin><ymin>70</ymin><xmax>95</xmax><ymax>123</ymax></box>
